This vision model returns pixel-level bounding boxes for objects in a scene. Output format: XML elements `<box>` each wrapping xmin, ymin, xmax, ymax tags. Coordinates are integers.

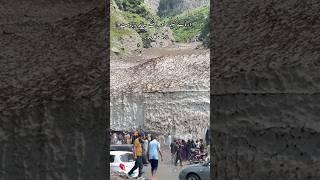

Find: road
<box><xmin>143</xmin><ymin>146</ymin><xmax>185</xmax><ymax>180</ymax></box>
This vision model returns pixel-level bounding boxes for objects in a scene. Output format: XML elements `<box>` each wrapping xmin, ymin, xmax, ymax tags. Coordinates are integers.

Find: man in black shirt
<box><xmin>170</xmin><ymin>140</ymin><xmax>178</xmax><ymax>163</ymax></box>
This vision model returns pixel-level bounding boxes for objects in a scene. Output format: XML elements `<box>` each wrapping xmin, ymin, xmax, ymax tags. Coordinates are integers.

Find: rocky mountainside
<box><xmin>144</xmin><ymin>0</ymin><xmax>161</xmax><ymax>14</ymax></box>
<box><xmin>0</xmin><ymin>1</ymin><xmax>107</xmax><ymax>179</ymax></box>
<box><xmin>157</xmin><ymin>0</ymin><xmax>209</xmax><ymax>17</ymax></box>
<box><xmin>212</xmin><ymin>0</ymin><xmax>320</xmax><ymax>179</ymax></box>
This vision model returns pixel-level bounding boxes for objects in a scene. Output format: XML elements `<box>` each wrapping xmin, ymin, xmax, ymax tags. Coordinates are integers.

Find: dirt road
<box><xmin>143</xmin><ymin>146</ymin><xmax>185</xmax><ymax>180</ymax></box>
<box><xmin>111</xmin><ymin>42</ymin><xmax>208</xmax><ymax>70</ymax></box>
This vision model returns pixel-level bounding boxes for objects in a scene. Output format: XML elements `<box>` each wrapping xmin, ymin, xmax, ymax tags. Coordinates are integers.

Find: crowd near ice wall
<box><xmin>111</xmin><ymin>51</ymin><xmax>210</xmax><ymax>139</ymax></box>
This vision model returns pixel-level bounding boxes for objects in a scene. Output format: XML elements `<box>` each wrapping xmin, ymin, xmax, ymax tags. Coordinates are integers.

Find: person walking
<box><xmin>147</xmin><ymin>135</ymin><xmax>163</xmax><ymax>180</ymax></box>
<box><xmin>175</xmin><ymin>140</ymin><xmax>183</xmax><ymax>166</ymax></box>
<box><xmin>170</xmin><ymin>140</ymin><xmax>178</xmax><ymax>163</ymax></box>
<box><xmin>132</xmin><ymin>130</ymin><xmax>139</xmax><ymax>144</ymax></box>
<box><xmin>127</xmin><ymin>133</ymin><xmax>144</xmax><ymax>178</ymax></box>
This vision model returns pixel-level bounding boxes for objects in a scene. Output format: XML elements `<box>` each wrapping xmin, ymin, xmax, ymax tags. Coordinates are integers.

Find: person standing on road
<box><xmin>168</xmin><ymin>133</ymin><xmax>172</xmax><ymax>149</ymax></box>
<box><xmin>199</xmin><ymin>139</ymin><xmax>205</xmax><ymax>153</ymax></box>
<box><xmin>175</xmin><ymin>140</ymin><xmax>183</xmax><ymax>166</ymax></box>
<box><xmin>205</xmin><ymin>128</ymin><xmax>210</xmax><ymax>146</ymax></box>
<box><xmin>124</xmin><ymin>132</ymin><xmax>131</xmax><ymax>144</ymax></box>
<box><xmin>196</xmin><ymin>140</ymin><xmax>200</xmax><ymax>148</ymax></box>
<box><xmin>142</xmin><ymin>135</ymin><xmax>149</xmax><ymax>165</ymax></box>
<box><xmin>128</xmin><ymin>133</ymin><xmax>144</xmax><ymax>178</ymax></box>
<box><xmin>112</xmin><ymin>132</ymin><xmax>118</xmax><ymax>145</ymax></box>
<box><xmin>181</xmin><ymin>140</ymin><xmax>187</xmax><ymax>160</ymax></box>
<box><xmin>186</xmin><ymin>140</ymin><xmax>191</xmax><ymax>159</ymax></box>
<box><xmin>147</xmin><ymin>135</ymin><xmax>163</xmax><ymax>179</ymax></box>
<box><xmin>191</xmin><ymin>140</ymin><xmax>196</xmax><ymax>149</ymax></box>
<box><xmin>170</xmin><ymin>140</ymin><xmax>178</xmax><ymax>163</ymax></box>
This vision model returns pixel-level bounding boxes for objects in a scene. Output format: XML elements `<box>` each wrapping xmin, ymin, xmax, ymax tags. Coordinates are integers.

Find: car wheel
<box><xmin>187</xmin><ymin>173</ymin><xmax>200</xmax><ymax>180</ymax></box>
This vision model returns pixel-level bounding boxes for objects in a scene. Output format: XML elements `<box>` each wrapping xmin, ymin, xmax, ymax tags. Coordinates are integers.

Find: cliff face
<box><xmin>157</xmin><ymin>0</ymin><xmax>209</xmax><ymax>17</ymax></box>
<box><xmin>212</xmin><ymin>0</ymin><xmax>320</xmax><ymax>179</ymax></box>
<box><xmin>0</xmin><ymin>1</ymin><xmax>107</xmax><ymax>179</ymax></box>
<box><xmin>144</xmin><ymin>0</ymin><xmax>161</xmax><ymax>14</ymax></box>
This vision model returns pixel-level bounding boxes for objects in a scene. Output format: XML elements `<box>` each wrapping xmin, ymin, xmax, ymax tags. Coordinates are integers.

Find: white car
<box><xmin>110</xmin><ymin>151</ymin><xmax>139</xmax><ymax>177</ymax></box>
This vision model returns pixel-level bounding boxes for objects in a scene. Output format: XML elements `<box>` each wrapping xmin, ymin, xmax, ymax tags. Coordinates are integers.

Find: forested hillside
<box><xmin>110</xmin><ymin>0</ymin><xmax>210</xmax><ymax>57</ymax></box>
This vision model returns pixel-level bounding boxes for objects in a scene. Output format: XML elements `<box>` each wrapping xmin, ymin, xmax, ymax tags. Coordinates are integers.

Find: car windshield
<box><xmin>110</xmin><ymin>155</ymin><xmax>115</xmax><ymax>163</ymax></box>
<box><xmin>110</xmin><ymin>145</ymin><xmax>133</xmax><ymax>152</ymax></box>
<box><xmin>120</xmin><ymin>153</ymin><xmax>134</xmax><ymax>162</ymax></box>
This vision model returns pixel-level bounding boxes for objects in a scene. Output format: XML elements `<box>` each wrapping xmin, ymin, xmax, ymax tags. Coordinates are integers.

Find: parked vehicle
<box><xmin>110</xmin><ymin>144</ymin><xmax>133</xmax><ymax>152</ymax></box>
<box><xmin>179</xmin><ymin>162</ymin><xmax>210</xmax><ymax>180</ymax></box>
<box><xmin>110</xmin><ymin>144</ymin><xmax>148</xmax><ymax>165</ymax></box>
<box><xmin>188</xmin><ymin>148</ymin><xmax>208</xmax><ymax>164</ymax></box>
<box><xmin>110</xmin><ymin>151</ymin><xmax>138</xmax><ymax>177</ymax></box>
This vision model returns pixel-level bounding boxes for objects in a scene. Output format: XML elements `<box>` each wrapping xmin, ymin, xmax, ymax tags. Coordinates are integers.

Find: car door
<box><xmin>120</xmin><ymin>153</ymin><xmax>138</xmax><ymax>177</ymax></box>
<box><xmin>110</xmin><ymin>155</ymin><xmax>120</xmax><ymax>173</ymax></box>
<box><xmin>197</xmin><ymin>163</ymin><xmax>210</xmax><ymax>180</ymax></box>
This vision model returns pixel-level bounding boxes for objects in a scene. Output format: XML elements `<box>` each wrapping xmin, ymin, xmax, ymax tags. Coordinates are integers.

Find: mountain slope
<box><xmin>162</xmin><ymin>6</ymin><xmax>209</xmax><ymax>43</ymax></box>
<box><xmin>157</xmin><ymin>0</ymin><xmax>209</xmax><ymax>17</ymax></box>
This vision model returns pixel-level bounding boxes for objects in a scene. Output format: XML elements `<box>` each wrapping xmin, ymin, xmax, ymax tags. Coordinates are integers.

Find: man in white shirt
<box><xmin>167</xmin><ymin>133</ymin><xmax>172</xmax><ymax>149</ymax></box>
<box><xmin>147</xmin><ymin>135</ymin><xmax>163</xmax><ymax>179</ymax></box>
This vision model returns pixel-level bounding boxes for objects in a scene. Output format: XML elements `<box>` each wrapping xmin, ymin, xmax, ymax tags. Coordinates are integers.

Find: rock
<box><xmin>158</xmin><ymin>0</ymin><xmax>209</xmax><ymax>17</ymax></box>
<box><xmin>111</xmin><ymin>47</ymin><xmax>120</xmax><ymax>53</ymax></box>
<box><xmin>144</xmin><ymin>0</ymin><xmax>161</xmax><ymax>13</ymax></box>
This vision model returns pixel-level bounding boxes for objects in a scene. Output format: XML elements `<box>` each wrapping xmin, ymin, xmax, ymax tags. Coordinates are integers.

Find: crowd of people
<box><xmin>170</xmin><ymin>138</ymin><xmax>208</xmax><ymax>166</ymax></box>
<box><xmin>110</xmin><ymin>129</ymin><xmax>210</xmax><ymax>179</ymax></box>
<box><xmin>110</xmin><ymin>129</ymin><xmax>150</xmax><ymax>145</ymax></box>
<box><xmin>111</xmin><ymin>129</ymin><xmax>163</xmax><ymax>179</ymax></box>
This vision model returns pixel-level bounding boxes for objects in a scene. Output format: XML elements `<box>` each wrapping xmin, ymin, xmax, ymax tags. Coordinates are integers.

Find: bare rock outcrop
<box><xmin>144</xmin><ymin>0</ymin><xmax>161</xmax><ymax>14</ymax></box>
<box><xmin>157</xmin><ymin>0</ymin><xmax>209</xmax><ymax>17</ymax></box>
